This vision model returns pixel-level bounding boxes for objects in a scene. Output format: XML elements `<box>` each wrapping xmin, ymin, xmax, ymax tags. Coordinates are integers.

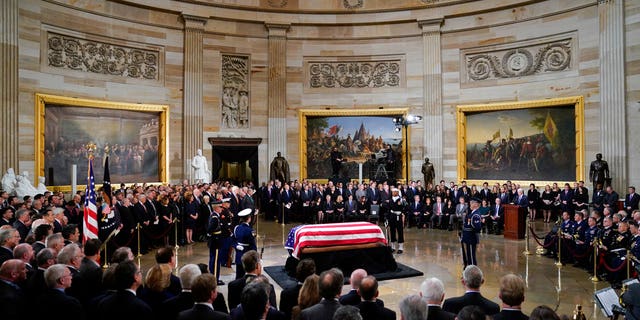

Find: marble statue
<box><xmin>1</xmin><ymin>168</ymin><xmax>17</xmax><ymax>195</ymax></box>
<box><xmin>37</xmin><ymin>176</ymin><xmax>49</xmax><ymax>194</ymax></box>
<box><xmin>192</xmin><ymin>149</ymin><xmax>211</xmax><ymax>184</ymax></box>
<box><xmin>589</xmin><ymin>153</ymin><xmax>610</xmax><ymax>190</ymax></box>
<box><xmin>14</xmin><ymin>173</ymin><xmax>38</xmax><ymax>198</ymax></box>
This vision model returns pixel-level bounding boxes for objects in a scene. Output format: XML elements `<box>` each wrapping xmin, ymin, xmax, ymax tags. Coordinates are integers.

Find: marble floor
<box><xmin>136</xmin><ymin>217</ymin><xmax>615</xmax><ymax>319</ymax></box>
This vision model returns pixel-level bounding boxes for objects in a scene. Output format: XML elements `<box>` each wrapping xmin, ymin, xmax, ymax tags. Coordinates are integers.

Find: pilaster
<box><xmin>1</xmin><ymin>0</ymin><xmax>19</xmax><ymax>173</ymax></box>
<box><xmin>266</xmin><ymin>23</ymin><xmax>290</xmax><ymax>165</ymax></box>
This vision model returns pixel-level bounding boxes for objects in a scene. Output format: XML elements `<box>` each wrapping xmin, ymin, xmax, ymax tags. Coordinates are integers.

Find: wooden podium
<box><xmin>504</xmin><ymin>204</ymin><xmax>526</xmax><ymax>240</ymax></box>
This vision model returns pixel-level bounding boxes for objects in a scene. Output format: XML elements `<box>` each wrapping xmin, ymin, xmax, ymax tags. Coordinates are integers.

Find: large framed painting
<box><xmin>299</xmin><ymin>108</ymin><xmax>408</xmax><ymax>182</ymax></box>
<box><xmin>35</xmin><ymin>93</ymin><xmax>169</xmax><ymax>191</ymax></box>
<box><xmin>457</xmin><ymin>96</ymin><xmax>585</xmax><ymax>185</ymax></box>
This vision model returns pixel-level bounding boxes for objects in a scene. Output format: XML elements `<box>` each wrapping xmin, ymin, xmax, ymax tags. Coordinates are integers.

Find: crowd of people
<box><xmin>2</xmin><ymin>175</ymin><xmax>640</xmax><ymax>319</ymax></box>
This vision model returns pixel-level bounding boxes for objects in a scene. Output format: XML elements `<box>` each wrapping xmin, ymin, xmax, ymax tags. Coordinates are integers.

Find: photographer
<box><xmin>622</xmin><ymin>282</ymin><xmax>640</xmax><ymax>320</ymax></box>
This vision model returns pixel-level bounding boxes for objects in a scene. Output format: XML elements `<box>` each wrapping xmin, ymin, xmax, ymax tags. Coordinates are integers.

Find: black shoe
<box><xmin>397</xmin><ymin>250</ymin><xmax>403</xmax><ymax>254</ymax></box>
<box><xmin>217</xmin><ymin>280</ymin><xmax>225</xmax><ymax>285</ymax></box>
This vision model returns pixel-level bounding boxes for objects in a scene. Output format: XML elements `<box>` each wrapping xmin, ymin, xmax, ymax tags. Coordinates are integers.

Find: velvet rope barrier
<box><xmin>529</xmin><ymin>226</ymin><xmax>557</xmax><ymax>248</ymax></box>
<box><xmin>140</xmin><ymin>222</ymin><xmax>175</xmax><ymax>240</ymax></box>
<box><xmin>598</xmin><ymin>253</ymin><xmax>627</xmax><ymax>272</ymax></box>
<box><xmin>562</xmin><ymin>241</ymin><xmax>592</xmax><ymax>259</ymax></box>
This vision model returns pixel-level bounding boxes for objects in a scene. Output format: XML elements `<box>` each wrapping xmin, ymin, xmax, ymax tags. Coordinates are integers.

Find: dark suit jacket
<box><xmin>96</xmin><ymin>290</ymin><xmax>153</xmax><ymax>320</ymax></box>
<box><xmin>357</xmin><ymin>301</ymin><xmax>396</xmax><ymax>320</ymax></box>
<box><xmin>442</xmin><ymin>292</ymin><xmax>500</xmax><ymax>316</ymax></box>
<box><xmin>492</xmin><ymin>309</ymin><xmax>529</xmax><ymax>320</ymax></box>
<box><xmin>13</xmin><ymin>221</ymin><xmax>29</xmax><ymax>242</ymax></box>
<box><xmin>227</xmin><ymin>274</ymin><xmax>276</xmax><ymax>310</ymax></box>
<box><xmin>300</xmin><ymin>298</ymin><xmax>341</xmax><ymax>320</ymax></box>
<box><xmin>230</xmin><ymin>305</ymin><xmax>285</xmax><ymax>320</ymax></box>
<box><xmin>72</xmin><ymin>257</ymin><xmax>104</xmax><ymax>304</ymax></box>
<box><xmin>279</xmin><ymin>283</ymin><xmax>301</xmax><ymax>320</ymax></box>
<box><xmin>33</xmin><ymin>288</ymin><xmax>85</xmax><ymax>320</ymax></box>
<box><xmin>0</xmin><ymin>246</ymin><xmax>13</xmax><ymax>266</ymax></box>
<box><xmin>163</xmin><ymin>291</ymin><xmax>227</xmax><ymax>320</ymax></box>
<box><xmin>625</xmin><ymin>193</ymin><xmax>640</xmax><ymax>213</ymax></box>
<box><xmin>178</xmin><ymin>304</ymin><xmax>230</xmax><ymax>320</ymax></box>
<box><xmin>339</xmin><ymin>289</ymin><xmax>385</xmax><ymax>307</ymax></box>
<box><xmin>0</xmin><ymin>279</ymin><xmax>26</xmax><ymax>320</ymax></box>
<box><xmin>427</xmin><ymin>305</ymin><xmax>456</xmax><ymax>320</ymax></box>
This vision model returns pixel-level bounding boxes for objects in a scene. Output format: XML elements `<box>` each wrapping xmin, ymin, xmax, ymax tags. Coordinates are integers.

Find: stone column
<box><xmin>265</xmin><ymin>23</ymin><xmax>290</xmax><ymax>163</ymax></box>
<box><xmin>0</xmin><ymin>0</ymin><xmax>19</xmax><ymax>172</ymax></box>
<box><xmin>182</xmin><ymin>14</ymin><xmax>207</xmax><ymax>181</ymax></box>
<box><xmin>598</xmin><ymin>0</ymin><xmax>626</xmax><ymax>192</ymax></box>
<box><xmin>419</xmin><ymin>18</ymin><xmax>444</xmax><ymax>184</ymax></box>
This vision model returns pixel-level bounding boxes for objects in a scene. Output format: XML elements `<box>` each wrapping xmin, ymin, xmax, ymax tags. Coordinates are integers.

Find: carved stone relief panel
<box><xmin>221</xmin><ymin>54</ymin><xmax>250</xmax><ymax>129</ymax></box>
<box><xmin>343</xmin><ymin>0</ymin><xmax>364</xmax><ymax>9</ymax></box>
<box><xmin>45</xmin><ymin>30</ymin><xmax>161</xmax><ymax>81</ymax></box>
<box><xmin>267</xmin><ymin>0</ymin><xmax>288</xmax><ymax>8</ymax></box>
<box><xmin>304</xmin><ymin>55</ymin><xmax>405</xmax><ymax>92</ymax></box>
<box><xmin>461</xmin><ymin>33</ymin><xmax>575</xmax><ymax>84</ymax></box>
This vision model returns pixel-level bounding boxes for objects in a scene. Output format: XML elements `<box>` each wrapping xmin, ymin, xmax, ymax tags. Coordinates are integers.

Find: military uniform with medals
<box><xmin>233</xmin><ymin>209</ymin><xmax>257</xmax><ymax>280</ymax></box>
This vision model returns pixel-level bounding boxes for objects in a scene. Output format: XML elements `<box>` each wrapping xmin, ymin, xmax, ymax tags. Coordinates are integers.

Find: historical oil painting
<box><xmin>36</xmin><ymin>94</ymin><xmax>168</xmax><ymax>189</ymax></box>
<box><xmin>457</xmin><ymin>97</ymin><xmax>585</xmax><ymax>184</ymax></box>
<box><xmin>300</xmin><ymin>109</ymin><xmax>406</xmax><ymax>181</ymax></box>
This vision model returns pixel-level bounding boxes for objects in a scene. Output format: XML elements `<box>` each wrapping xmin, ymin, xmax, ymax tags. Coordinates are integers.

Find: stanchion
<box><xmin>627</xmin><ymin>252</ymin><xmax>631</xmax><ymax>280</ymax></box>
<box><xmin>281</xmin><ymin>205</ymin><xmax>285</xmax><ymax>226</ymax></box>
<box><xmin>590</xmin><ymin>245</ymin><xmax>599</xmax><ymax>282</ymax></box>
<box><xmin>173</xmin><ymin>218</ymin><xmax>180</xmax><ymax>250</ymax></box>
<box><xmin>523</xmin><ymin>214</ymin><xmax>531</xmax><ymax>255</ymax></box>
<box><xmin>555</xmin><ymin>231</ymin><xmax>563</xmax><ymax>267</ymax></box>
<box><xmin>136</xmin><ymin>223</ymin><xmax>142</xmax><ymax>257</ymax></box>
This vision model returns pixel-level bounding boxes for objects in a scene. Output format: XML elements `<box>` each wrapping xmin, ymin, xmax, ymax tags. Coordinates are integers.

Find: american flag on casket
<box><xmin>285</xmin><ymin>222</ymin><xmax>388</xmax><ymax>259</ymax></box>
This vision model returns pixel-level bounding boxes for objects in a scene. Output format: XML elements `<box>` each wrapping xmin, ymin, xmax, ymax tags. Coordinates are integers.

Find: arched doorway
<box><xmin>208</xmin><ymin>137</ymin><xmax>262</xmax><ymax>185</ymax></box>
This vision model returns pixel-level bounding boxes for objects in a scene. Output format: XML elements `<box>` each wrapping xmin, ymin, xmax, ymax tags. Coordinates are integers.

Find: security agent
<box><xmin>233</xmin><ymin>208</ymin><xmax>257</xmax><ymax>280</ymax></box>
<box><xmin>461</xmin><ymin>198</ymin><xmax>483</xmax><ymax>268</ymax></box>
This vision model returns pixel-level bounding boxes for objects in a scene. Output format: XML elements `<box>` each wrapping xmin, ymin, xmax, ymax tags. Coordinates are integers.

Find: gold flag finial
<box><xmin>85</xmin><ymin>142</ymin><xmax>97</xmax><ymax>159</ymax></box>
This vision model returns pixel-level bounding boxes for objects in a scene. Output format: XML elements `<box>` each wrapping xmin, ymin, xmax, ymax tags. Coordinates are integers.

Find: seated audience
<box><xmin>456</xmin><ymin>305</ymin><xmax>487</xmax><ymax>320</ymax></box>
<box><xmin>280</xmin><ymin>258</ymin><xmax>316</xmax><ymax>320</ymax></box>
<box><xmin>529</xmin><ymin>305</ymin><xmax>561</xmax><ymax>320</ymax></box>
<box><xmin>33</xmin><ymin>263</ymin><xmax>85</xmax><ymax>320</ymax></box>
<box><xmin>339</xmin><ymin>268</ymin><xmax>368</xmax><ymax>305</ymax></box>
<box><xmin>333</xmin><ymin>305</ymin><xmax>363</xmax><ymax>320</ymax></box>
<box><xmin>95</xmin><ymin>260</ymin><xmax>152</xmax><ymax>319</ymax></box>
<box><xmin>291</xmin><ymin>274</ymin><xmax>320</xmax><ymax>320</ymax></box>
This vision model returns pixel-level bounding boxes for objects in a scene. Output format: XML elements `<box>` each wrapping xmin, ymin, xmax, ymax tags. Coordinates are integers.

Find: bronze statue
<box><xmin>270</xmin><ymin>151</ymin><xmax>290</xmax><ymax>183</ymax></box>
<box><xmin>421</xmin><ymin>157</ymin><xmax>435</xmax><ymax>186</ymax></box>
<box><xmin>589</xmin><ymin>153</ymin><xmax>610</xmax><ymax>190</ymax></box>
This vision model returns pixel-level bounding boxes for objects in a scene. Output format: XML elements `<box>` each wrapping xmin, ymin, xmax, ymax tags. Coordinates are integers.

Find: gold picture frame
<box><xmin>299</xmin><ymin>108</ymin><xmax>409</xmax><ymax>183</ymax></box>
<box><xmin>456</xmin><ymin>96</ymin><xmax>585</xmax><ymax>187</ymax></box>
<box><xmin>35</xmin><ymin>93</ymin><xmax>169</xmax><ymax>192</ymax></box>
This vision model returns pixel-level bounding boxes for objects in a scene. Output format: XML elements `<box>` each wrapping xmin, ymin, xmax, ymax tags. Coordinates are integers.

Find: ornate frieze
<box><xmin>463</xmin><ymin>37</ymin><xmax>573</xmax><ymax>82</ymax></box>
<box><xmin>306</xmin><ymin>57</ymin><xmax>403</xmax><ymax>90</ymax></box>
<box><xmin>343</xmin><ymin>0</ymin><xmax>364</xmax><ymax>9</ymax></box>
<box><xmin>221</xmin><ymin>54</ymin><xmax>250</xmax><ymax>129</ymax></box>
<box><xmin>46</xmin><ymin>31</ymin><xmax>160</xmax><ymax>80</ymax></box>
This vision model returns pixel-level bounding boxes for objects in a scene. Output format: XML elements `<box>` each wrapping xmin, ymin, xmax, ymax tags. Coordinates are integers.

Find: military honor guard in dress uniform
<box><xmin>206</xmin><ymin>199</ymin><xmax>226</xmax><ymax>285</ymax></box>
<box><xmin>388</xmin><ymin>188</ymin><xmax>407</xmax><ymax>254</ymax></box>
<box><xmin>461</xmin><ymin>198</ymin><xmax>483</xmax><ymax>268</ymax></box>
<box><xmin>233</xmin><ymin>208</ymin><xmax>257</xmax><ymax>279</ymax></box>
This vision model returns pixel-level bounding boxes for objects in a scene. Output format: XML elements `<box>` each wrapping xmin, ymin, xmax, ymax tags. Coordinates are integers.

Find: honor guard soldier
<box><xmin>388</xmin><ymin>188</ymin><xmax>407</xmax><ymax>254</ymax></box>
<box><xmin>207</xmin><ymin>199</ymin><xmax>226</xmax><ymax>285</ymax></box>
<box><xmin>233</xmin><ymin>208</ymin><xmax>257</xmax><ymax>280</ymax></box>
<box><xmin>461</xmin><ymin>198</ymin><xmax>483</xmax><ymax>268</ymax></box>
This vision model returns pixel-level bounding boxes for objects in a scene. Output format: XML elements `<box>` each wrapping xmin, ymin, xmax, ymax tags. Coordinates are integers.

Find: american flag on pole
<box><xmin>288</xmin><ymin>222</ymin><xmax>387</xmax><ymax>259</ymax></box>
<box><xmin>83</xmin><ymin>157</ymin><xmax>99</xmax><ymax>243</ymax></box>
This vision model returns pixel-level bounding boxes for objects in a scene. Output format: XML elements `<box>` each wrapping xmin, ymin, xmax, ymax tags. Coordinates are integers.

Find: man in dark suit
<box><xmin>356</xmin><ymin>276</ymin><xmax>396</xmax><ymax>320</ymax></box>
<box><xmin>409</xmin><ymin>194</ymin><xmax>425</xmax><ymax>228</ymax></box>
<box><xmin>339</xmin><ymin>268</ymin><xmax>367</xmax><ymax>306</ymax></box>
<box><xmin>72</xmin><ymin>238</ymin><xmax>103</xmax><ymax>306</ymax></box>
<box><xmin>0</xmin><ymin>259</ymin><xmax>27</xmax><ymax>320</ymax></box>
<box><xmin>32</xmin><ymin>264</ymin><xmax>85</xmax><ymax>320</ymax></box>
<box><xmin>163</xmin><ymin>264</ymin><xmax>228</xmax><ymax>320</ymax></box>
<box><xmin>442</xmin><ymin>265</ymin><xmax>500</xmax><ymax>316</ymax></box>
<box><xmin>625</xmin><ymin>186</ymin><xmax>640</xmax><ymax>215</ymax></box>
<box><xmin>558</xmin><ymin>184</ymin><xmax>574</xmax><ymax>213</ymax></box>
<box><xmin>177</xmin><ymin>273</ymin><xmax>230</xmax><ymax>320</ymax></box>
<box><xmin>12</xmin><ymin>209</ymin><xmax>30</xmax><ymax>243</ymax></box>
<box><xmin>280</xmin><ymin>258</ymin><xmax>316</xmax><ymax>320</ymax></box>
<box><xmin>489</xmin><ymin>198</ymin><xmax>505</xmax><ymax>235</ymax></box>
<box><xmin>492</xmin><ymin>274</ymin><xmax>528</xmax><ymax>320</ymax></box>
<box><xmin>300</xmin><ymin>268</ymin><xmax>343</xmax><ymax>320</ymax></box>
<box><xmin>0</xmin><ymin>227</ymin><xmax>19</xmax><ymax>266</ymax></box>
<box><xmin>366</xmin><ymin>182</ymin><xmax>380</xmax><ymax>206</ymax></box>
<box><xmin>420</xmin><ymin>277</ymin><xmax>456</xmax><ymax>320</ymax></box>
<box><xmin>95</xmin><ymin>260</ymin><xmax>152</xmax><ymax>319</ymax></box>
<box><xmin>603</xmin><ymin>186</ymin><xmax>620</xmax><ymax>212</ymax></box>
<box><xmin>227</xmin><ymin>250</ymin><xmax>276</xmax><ymax>310</ymax></box>
<box><xmin>230</xmin><ymin>281</ymin><xmax>274</xmax><ymax>320</ymax></box>
<box><xmin>513</xmin><ymin>188</ymin><xmax>529</xmax><ymax>209</ymax></box>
